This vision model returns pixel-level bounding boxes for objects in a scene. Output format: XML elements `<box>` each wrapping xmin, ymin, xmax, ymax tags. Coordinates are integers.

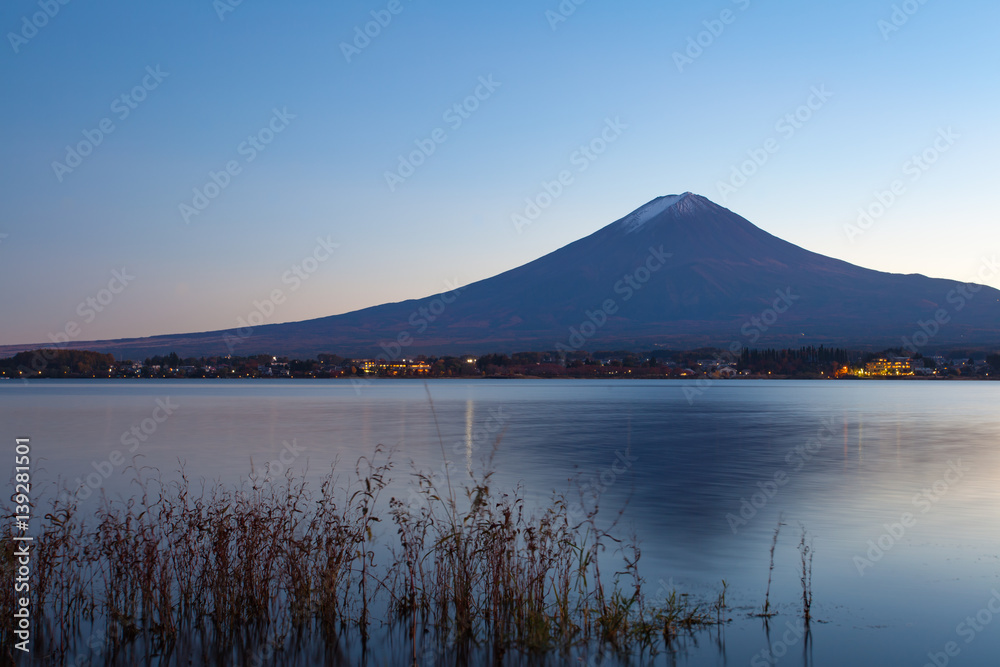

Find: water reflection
<box><xmin>465</xmin><ymin>398</ymin><xmax>474</xmax><ymax>473</ymax></box>
<box><xmin>3</xmin><ymin>379</ymin><xmax>999</xmax><ymax>665</ymax></box>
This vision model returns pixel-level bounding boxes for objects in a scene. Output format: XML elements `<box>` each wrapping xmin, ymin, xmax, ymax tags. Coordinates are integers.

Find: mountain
<box><xmin>4</xmin><ymin>193</ymin><xmax>999</xmax><ymax>358</ymax></box>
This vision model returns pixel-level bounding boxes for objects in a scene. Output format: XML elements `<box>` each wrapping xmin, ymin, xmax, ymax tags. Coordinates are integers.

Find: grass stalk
<box><xmin>4</xmin><ymin>450</ymin><xmax>783</xmax><ymax>664</ymax></box>
<box><xmin>758</xmin><ymin>515</ymin><xmax>784</xmax><ymax>619</ymax></box>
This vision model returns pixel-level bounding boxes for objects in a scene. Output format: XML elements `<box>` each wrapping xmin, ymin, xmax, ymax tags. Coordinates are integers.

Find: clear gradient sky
<box><xmin>2</xmin><ymin>0</ymin><xmax>998</xmax><ymax>345</ymax></box>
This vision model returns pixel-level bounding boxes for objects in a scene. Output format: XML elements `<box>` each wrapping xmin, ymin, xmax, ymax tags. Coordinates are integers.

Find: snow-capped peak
<box><xmin>619</xmin><ymin>192</ymin><xmax>691</xmax><ymax>233</ymax></box>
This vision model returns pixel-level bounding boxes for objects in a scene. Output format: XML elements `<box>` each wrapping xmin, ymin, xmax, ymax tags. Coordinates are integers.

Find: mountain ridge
<box><xmin>3</xmin><ymin>193</ymin><xmax>998</xmax><ymax>358</ymax></box>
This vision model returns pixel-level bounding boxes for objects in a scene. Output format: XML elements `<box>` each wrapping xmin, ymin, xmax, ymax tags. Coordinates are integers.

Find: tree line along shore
<box><xmin>2</xmin><ymin>347</ymin><xmax>998</xmax><ymax>380</ymax></box>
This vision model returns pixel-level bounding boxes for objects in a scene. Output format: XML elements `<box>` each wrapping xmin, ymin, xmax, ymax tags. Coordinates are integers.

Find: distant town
<box><xmin>1</xmin><ymin>346</ymin><xmax>997</xmax><ymax>380</ymax></box>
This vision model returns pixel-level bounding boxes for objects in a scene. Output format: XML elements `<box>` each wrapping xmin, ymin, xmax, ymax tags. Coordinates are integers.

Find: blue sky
<box><xmin>1</xmin><ymin>0</ymin><xmax>998</xmax><ymax>345</ymax></box>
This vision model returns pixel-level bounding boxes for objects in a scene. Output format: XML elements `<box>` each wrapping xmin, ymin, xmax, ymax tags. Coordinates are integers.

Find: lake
<box><xmin>3</xmin><ymin>379</ymin><xmax>999</xmax><ymax>665</ymax></box>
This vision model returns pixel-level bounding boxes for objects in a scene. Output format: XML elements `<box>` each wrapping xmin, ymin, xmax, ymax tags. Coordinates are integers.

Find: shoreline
<box><xmin>4</xmin><ymin>375</ymin><xmax>997</xmax><ymax>382</ymax></box>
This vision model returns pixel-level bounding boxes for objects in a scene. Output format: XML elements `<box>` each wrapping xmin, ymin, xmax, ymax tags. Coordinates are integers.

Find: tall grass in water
<box><xmin>1</xmin><ymin>519</ymin><xmax>17</xmax><ymax>654</ymax></box>
<box><xmin>387</xmin><ymin>455</ymin><xmax>691</xmax><ymax>656</ymax></box>
<box><xmin>756</xmin><ymin>516</ymin><xmax>784</xmax><ymax>619</ymax></box>
<box><xmin>798</xmin><ymin>525</ymin><xmax>814</xmax><ymax>624</ymax></box>
<box><xmin>18</xmin><ymin>455</ymin><xmax>394</xmax><ymax>664</ymax></box>
<box><xmin>7</xmin><ymin>451</ymin><xmax>726</xmax><ymax>665</ymax></box>
<box><xmin>752</xmin><ymin>518</ymin><xmax>816</xmax><ymax>628</ymax></box>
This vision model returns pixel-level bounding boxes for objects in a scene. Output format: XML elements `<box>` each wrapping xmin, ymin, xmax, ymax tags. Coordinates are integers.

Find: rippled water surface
<box><xmin>3</xmin><ymin>379</ymin><xmax>999</xmax><ymax>665</ymax></box>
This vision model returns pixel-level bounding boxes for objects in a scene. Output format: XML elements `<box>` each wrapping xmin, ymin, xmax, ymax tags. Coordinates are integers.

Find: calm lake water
<box><xmin>3</xmin><ymin>379</ymin><xmax>999</xmax><ymax>665</ymax></box>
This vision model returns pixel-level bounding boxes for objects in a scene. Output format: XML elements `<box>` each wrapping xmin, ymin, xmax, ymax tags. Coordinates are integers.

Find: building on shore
<box><xmin>352</xmin><ymin>359</ymin><xmax>432</xmax><ymax>376</ymax></box>
<box><xmin>863</xmin><ymin>357</ymin><xmax>914</xmax><ymax>376</ymax></box>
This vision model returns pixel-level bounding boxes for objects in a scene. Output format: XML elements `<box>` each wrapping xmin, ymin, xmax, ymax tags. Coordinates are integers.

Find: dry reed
<box><xmin>4</xmin><ymin>448</ymin><xmax>728</xmax><ymax>665</ymax></box>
